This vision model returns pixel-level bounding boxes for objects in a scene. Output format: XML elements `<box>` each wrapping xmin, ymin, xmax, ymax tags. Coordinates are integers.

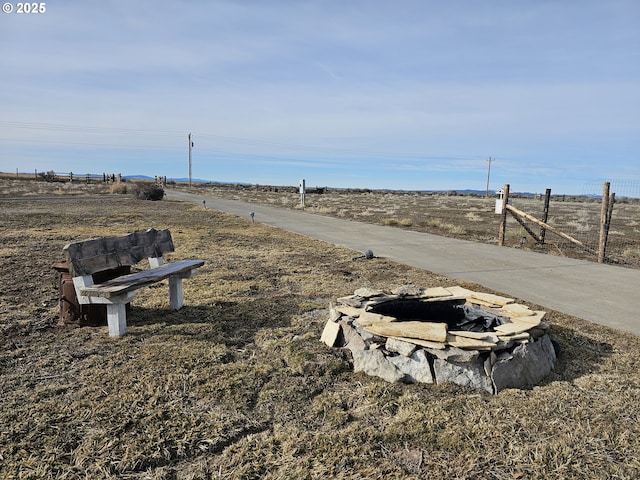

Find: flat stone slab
<box><xmin>320</xmin><ymin>319</ymin><xmax>342</xmax><ymax>347</ymax></box>
<box><xmin>365</xmin><ymin>321</ymin><xmax>448</xmax><ymax>343</ymax></box>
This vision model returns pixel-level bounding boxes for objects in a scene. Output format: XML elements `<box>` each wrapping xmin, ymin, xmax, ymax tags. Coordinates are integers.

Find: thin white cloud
<box><xmin>0</xmin><ymin>0</ymin><xmax>638</xmax><ymax>192</ymax></box>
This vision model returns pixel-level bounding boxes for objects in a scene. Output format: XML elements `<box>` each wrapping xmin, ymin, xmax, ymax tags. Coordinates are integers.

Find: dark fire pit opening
<box><xmin>368</xmin><ymin>299</ymin><xmax>508</xmax><ymax>333</ymax></box>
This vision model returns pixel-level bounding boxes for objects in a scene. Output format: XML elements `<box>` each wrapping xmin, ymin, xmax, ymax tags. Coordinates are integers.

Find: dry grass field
<box><xmin>2</xmin><ymin>177</ymin><xmax>640</xmax><ymax>479</ymax></box>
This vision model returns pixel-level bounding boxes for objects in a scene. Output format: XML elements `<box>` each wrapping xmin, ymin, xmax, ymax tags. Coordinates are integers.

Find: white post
<box><xmin>169</xmin><ymin>276</ymin><xmax>184</xmax><ymax>310</ymax></box>
<box><xmin>106</xmin><ymin>304</ymin><xmax>127</xmax><ymax>336</ymax></box>
<box><xmin>494</xmin><ymin>189</ymin><xmax>504</xmax><ymax>214</ymax></box>
<box><xmin>299</xmin><ymin>179</ymin><xmax>306</xmax><ymax>207</ymax></box>
<box><xmin>148</xmin><ymin>257</ymin><xmax>164</xmax><ymax>268</ymax></box>
<box><xmin>188</xmin><ymin>133</ymin><xmax>193</xmax><ymax>190</ymax></box>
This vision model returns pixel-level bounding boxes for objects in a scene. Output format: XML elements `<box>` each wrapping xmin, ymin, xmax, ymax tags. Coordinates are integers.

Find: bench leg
<box><xmin>169</xmin><ymin>276</ymin><xmax>183</xmax><ymax>310</ymax></box>
<box><xmin>107</xmin><ymin>303</ymin><xmax>127</xmax><ymax>336</ymax></box>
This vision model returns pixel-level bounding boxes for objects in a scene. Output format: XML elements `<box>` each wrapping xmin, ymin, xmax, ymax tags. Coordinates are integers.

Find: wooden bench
<box><xmin>63</xmin><ymin>228</ymin><xmax>204</xmax><ymax>337</ymax></box>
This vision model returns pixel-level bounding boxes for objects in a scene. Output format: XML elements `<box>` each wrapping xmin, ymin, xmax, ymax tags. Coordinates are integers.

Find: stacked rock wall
<box><xmin>321</xmin><ymin>285</ymin><xmax>557</xmax><ymax>394</ymax></box>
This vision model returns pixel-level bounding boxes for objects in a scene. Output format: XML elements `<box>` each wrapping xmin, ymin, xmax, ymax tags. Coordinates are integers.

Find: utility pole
<box><xmin>188</xmin><ymin>133</ymin><xmax>193</xmax><ymax>190</ymax></box>
<box><xmin>485</xmin><ymin>157</ymin><xmax>493</xmax><ymax>197</ymax></box>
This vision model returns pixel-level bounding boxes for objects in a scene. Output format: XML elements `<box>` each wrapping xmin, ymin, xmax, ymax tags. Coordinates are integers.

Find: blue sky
<box><xmin>0</xmin><ymin>1</ymin><xmax>638</xmax><ymax>193</ymax></box>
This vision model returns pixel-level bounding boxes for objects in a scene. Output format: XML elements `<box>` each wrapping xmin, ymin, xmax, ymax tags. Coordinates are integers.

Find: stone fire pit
<box><xmin>321</xmin><ymin>285</ymin><xmax>557</xmax><ymax>394</ymax></box>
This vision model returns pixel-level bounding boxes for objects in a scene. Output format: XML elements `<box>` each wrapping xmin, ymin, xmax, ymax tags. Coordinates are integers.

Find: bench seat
<box><xmin>79</xmin><ymin>259</ymin><xmax>205</xmax><ymax>298</ymax></box>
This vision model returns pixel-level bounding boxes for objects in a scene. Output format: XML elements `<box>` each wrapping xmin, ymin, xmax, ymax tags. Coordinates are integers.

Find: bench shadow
<box><xmin>100</xmin><ymin>301</ymin><xmax>616</xmax><ymax>387</ymax></box>
<box><xmin>124</xmin><ymin>297</ymin><xmax>300</xmax><ymax>347</ymax></box>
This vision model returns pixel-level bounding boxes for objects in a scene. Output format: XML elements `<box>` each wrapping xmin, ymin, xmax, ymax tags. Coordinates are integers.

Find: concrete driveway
<box><xmin>167</xmin><ymin>189</ymin><xmax>640</xmax><ymax>336</ymax></box>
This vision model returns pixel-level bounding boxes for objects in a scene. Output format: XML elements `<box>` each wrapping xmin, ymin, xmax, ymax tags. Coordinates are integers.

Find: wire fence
<box><xmin>5</xmin><ymin>170</ymin><xmax>117</xmax><ymax>183</ymax></box>
<box><xmin>509</xmin><ymin>180</ymin><xmax>640</xmax><ymax>267</ymax></box>
<box><xmin>574</xmin><ymin>180</ymin><xmax>640</xmax><ymax>266</ymax></box>
<box><xmin>4</xmin><ymin>170</ymin><xmax>168</xmax><ymax>185</ymax></box>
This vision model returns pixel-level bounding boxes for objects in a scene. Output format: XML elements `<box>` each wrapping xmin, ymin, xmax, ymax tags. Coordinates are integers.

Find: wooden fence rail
<box><xmin>498</xmin><ymin>182</ymin><xmax>616</xmax><ymax>263</ymax></box>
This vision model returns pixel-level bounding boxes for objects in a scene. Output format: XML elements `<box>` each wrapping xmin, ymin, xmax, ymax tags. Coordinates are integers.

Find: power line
<box><xmin>0</xmin><ymin>120</ymin><xmax>183</xmax><ymax>138</ymax></box>
<box><xmin>0</xmin><ymin>135</ymin><xmax>183</xmax><ymax>150</ymax></box>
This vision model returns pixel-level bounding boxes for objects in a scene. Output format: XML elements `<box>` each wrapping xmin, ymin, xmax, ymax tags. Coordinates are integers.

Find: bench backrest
<box><xmin>63</xmin><ymin>228</ymin><xmax>174</xmax><ymax>277</ymax></box>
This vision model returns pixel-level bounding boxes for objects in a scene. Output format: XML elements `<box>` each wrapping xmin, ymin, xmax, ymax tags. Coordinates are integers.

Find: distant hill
<box><xmin>123</xmin><ymin>175</ymin><xmax>154</xmax><ymax>181</ymax></box>
<box><xmin>167</xmin><ymin>177</ymin><xmax>216</xmax><ymax>184</ymax></box>
<box><xmin>123</xmin><ymin>175</ymin><xmax>211</xmax><ymax>183</ymax></box>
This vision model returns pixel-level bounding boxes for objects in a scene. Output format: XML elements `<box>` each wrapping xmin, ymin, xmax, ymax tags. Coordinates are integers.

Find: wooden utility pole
<box><xmin>540</xmin><ymin>188</ymin><xmax>551</xmax><ymax>244</ymax></box>
<box><xmin>485</xmin><ymin>157</ymin><xmax>493</xmax><ymax>197</ymax></box>
<box><xmin>188</xmin><ymin>133</ymin><xmax>193</xmax><ymax>190</ymax></box>
<box><xmin>498</xmin><ymin>183</ymin><xmax>510</xmax><ymax>246</ymax></box>
<box><xmin>598</xmin><ymin>182</ymin><xmax>615</xmax><ymax>263</ymax></box>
